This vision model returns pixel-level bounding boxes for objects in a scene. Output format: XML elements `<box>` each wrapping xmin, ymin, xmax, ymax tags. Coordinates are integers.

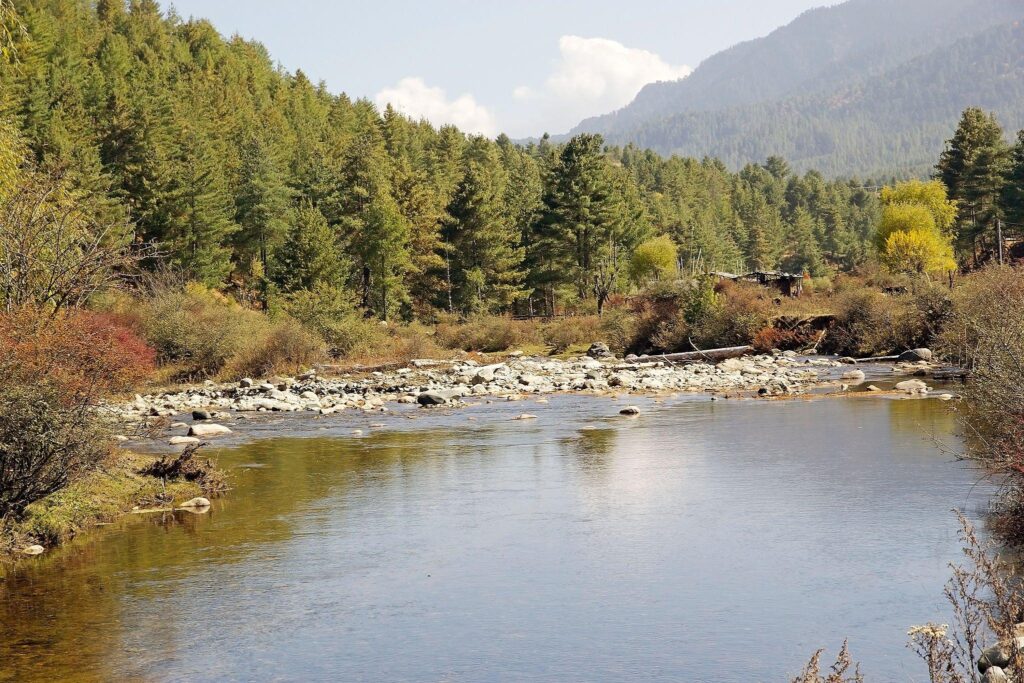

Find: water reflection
<box><xmin>0</xmin><ymin>396</ymin><xmax>993</xmax><ymax>682</ymax></box>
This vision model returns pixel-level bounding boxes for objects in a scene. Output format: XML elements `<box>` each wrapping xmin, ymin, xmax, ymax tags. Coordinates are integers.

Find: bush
<box><xmin>821</xmin><ymin>283</ymin><xmax>948</xmax><ymax>357</ymax></box>
<box><xmin>136</xmin><ymin>283</ymin><xmax>269</xmax><ymax>377</ymax></box>
<box><xmin>434</xmin><ymin>315</ymin><xmax>543</xmax><ymax>353</ymax></box>
<box><xmin>0</xmin><ymin>307</ymin><xmax>155</xmax><ymax>400</ymax></box>
<box><xmin>541</xmin><ymin>316</ymin><xmax>601</xmax><ymax>353</ymax></box>
<box><xmin>281</xmin><ymin>285</ymin><xmax>389</xmax><ymax>358</ymax></box>
<box><xmin>0</xmin><ymin>383</ymin><xmax>107</xmax><ymax>519</ymax></box>
<box><xmin>223</xmin><ymin>316</ymin><xmax>326</xmax><ymax>379</ymax></box>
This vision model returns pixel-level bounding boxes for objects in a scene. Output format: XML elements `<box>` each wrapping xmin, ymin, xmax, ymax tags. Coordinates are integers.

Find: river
<box><xmin>0</xmin><ymin>393</ymin><xmax>992</xmax><ymax>682</ymax></box>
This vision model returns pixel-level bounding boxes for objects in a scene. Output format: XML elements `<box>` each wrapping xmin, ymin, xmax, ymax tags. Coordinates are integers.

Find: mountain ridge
<box><xmin>565</xmin><ymin>0</ymin><xmax>1024</xmax><ymax>177</ymax></box>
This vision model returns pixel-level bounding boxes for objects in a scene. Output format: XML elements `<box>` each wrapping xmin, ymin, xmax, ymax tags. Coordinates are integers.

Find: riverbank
<box><xmin>0</xmin><ymin>450</ymin><xmax>224</xmax><ymax>571</ymax></box>
<box><xmin>100</xmin><ymin>349</ymin><xmax>948</xmax><ymax>430</ymax></box>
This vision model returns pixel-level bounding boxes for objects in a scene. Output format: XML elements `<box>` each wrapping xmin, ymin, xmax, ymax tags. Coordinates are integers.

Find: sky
<box><xmin>166</xmin><ymin>0</ymin><xmax>832</xmax><ymax>138</ymax></box>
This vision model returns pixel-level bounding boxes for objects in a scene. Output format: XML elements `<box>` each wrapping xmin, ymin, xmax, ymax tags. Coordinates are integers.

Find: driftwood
<box><xmin>627</xmin><ymin>345</ymin><xmax>753</xmax><ymax>364</ymax></box>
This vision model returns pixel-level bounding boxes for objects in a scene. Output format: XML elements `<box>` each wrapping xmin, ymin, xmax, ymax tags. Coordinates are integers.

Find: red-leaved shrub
<box><xmin>0</xmin><ymin>307</ymin><xmax>156</xmax><ymax>400</ymax></box>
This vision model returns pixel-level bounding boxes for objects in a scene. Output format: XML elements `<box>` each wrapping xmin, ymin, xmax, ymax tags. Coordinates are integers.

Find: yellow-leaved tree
<box><xmin>876</xmin><ymin>181</ymin><xmax>957</xmax><ymax>276</ymax></box>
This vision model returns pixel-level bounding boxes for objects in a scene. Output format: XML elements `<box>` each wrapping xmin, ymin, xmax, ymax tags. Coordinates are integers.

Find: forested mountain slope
<box><xmin>569</xmin><ymin>0</ymin><xmax>1024</xmax><ymax>176</ymax></box>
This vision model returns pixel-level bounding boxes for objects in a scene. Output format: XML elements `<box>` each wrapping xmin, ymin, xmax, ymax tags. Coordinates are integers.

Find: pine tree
<box><xmin>936</xmin><ymin>107</ymin><xmax>1010</xmax><ymax>261</ymax></box>
<box><xmin>271</xmin><ymin>202</ymin><xmax>345</xmax><ymax>293</ymax></box>
<box><xmin>444</xmin><ymin>137</ymin><xmax>524</xmax><ymax>314</ymax></box>
<box><xmin>234</xmin><ymin>134</ymin><xmax>291</xmax><ymax>293</ymax></box>
<box><xmin>1001</xmin><ymin>130</ymin><xmax>1024</xmax><ymax>228</ymax></box>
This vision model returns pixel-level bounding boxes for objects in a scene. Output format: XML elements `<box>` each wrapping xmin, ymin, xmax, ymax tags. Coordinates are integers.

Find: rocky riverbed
<box><xmin>100</xmin><ymin>348</ymin><xmax>947</xmax><ymax>440</ymax></box>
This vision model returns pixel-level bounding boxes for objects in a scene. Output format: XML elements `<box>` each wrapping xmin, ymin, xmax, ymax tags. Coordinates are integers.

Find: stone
<box><xmin>895</xmin><ymin>379</ymin><xmax>929</xmax><ymax>392</ymax></box>
<box><xmin>938</xmin><ymin>394</ymin><xmax>954</xmax><ymax>401</ymax></box>
<box><xmin>841</xmin><ymin>369</ymin><xmax>866</xmax><ymax>381</ymax></box>
<box><xmin>619</xmin><ymin>406</ymin><xmax>641</xmax><ymax>415</ymax></box>
<box><xmin>416</xmin><ymin>390</ymin><xmax>460</xmax><ymax>406</ymax></box>
<box><xmin>21</xmin><ymin>544</ymin><xmax>45</xmax><ymax>556</ymax></box>
<box><xmin>979</xmin><ymin>644</ymin><xmax>1012</xmax><ymax>673</ymax></box>
<box><xmin>866</xmin><ymin>385</ymin><xmax>882</xmax><ymax>392</ymax></box>
<box><xmin>187</xmin><ymin>423</ymin><xmax>232</xmax><ymax>437</ymax></box>
<box><xmin>177</xmin><ymin>497</ymin><xmax>211</xmax><ymax>509</ymax></box>
<box><xmin>239</xmin><ymin>377</ymin><xmax>254</xmax><ymax>388</ymax></box>
<box><xmin>513</xmin><ymin>413</ymin><xmax>538</xmax><ymax>420</ymax></box>
<box><xmin>899</xmin><ymin>348</ymin><xmax>933</xmax><ymax>362</ymax></box>
<box><xmin>587</xmin><ymin>342</ymin><xmax>613</xmax><ymax>359</ymax></box>
<box><xmin>168</xmin><ymin>436</ymin><xmax>201</xmax><ymax>446</ymax></box>
<box><xmin>837</xmin><ymin>357</ymin><xmax>858</xmax><ymax>364</ymax></box>
<box><xmin>191</xmin><ymin>409</ymin><xmax>212</xmax><ymax>420</ymax></box>
<box><xmin>982</xmin><ymin>666</ymin><xmax>1008</xmax><ymax>683</ymax></box>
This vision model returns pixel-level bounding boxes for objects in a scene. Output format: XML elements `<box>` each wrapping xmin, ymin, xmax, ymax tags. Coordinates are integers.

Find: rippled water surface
<box><xmin>0</xmin><ymin>395</ymin><xmax>991</xmax><ymax>682</ymax></box>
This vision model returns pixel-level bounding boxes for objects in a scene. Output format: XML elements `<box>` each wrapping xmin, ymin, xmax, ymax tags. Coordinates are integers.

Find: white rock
<box><xmin>168</xmin><ymin>436</ymin><xmax>201</xmax><ymax>446</ymax></box>
<box><xmin>21</xmin><ymin>544</ymin><xmax>45</xmax><ymax>556</ymax></box>
<box><xmin>187</xmin><ymin>423</ymin><xmax>232</xmax><ymax>437</ymax></box>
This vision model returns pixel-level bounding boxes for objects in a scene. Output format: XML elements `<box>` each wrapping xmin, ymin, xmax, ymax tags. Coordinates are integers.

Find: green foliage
<box><xmin>876</xmin><ymin>187</ymin><xmax>956</xmax><ymax>276</ymax></box>
<box><xmin>629</xmin><ymin>235</ymin><xmax>677</xmax><ymax>284</ymax></box>
<box><xmin>936</xmin><ymin>107</ymin><xmax>1011</xmax><ymax>260</ymax></box>
<box><xmin>271</xmin><ymin>203</ymin><xmax>346</xmax><ymax>293</ymax></box>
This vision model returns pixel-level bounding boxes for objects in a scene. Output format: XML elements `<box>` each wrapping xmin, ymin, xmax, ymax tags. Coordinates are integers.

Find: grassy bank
<box><xmin>0</xmin><ymin>449</ymin><xmax>224</xmax><ymax>571</ymax></box>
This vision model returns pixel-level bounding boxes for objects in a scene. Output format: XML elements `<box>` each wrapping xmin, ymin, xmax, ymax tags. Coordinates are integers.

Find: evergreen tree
<box><xmin>444</xmin><ymin>137</ymin><xmax>523</xmax><ymax>313</ymax></box>
<box><xmin>271</xmin><ymin>202</ymin><xmax>345</xmax><ymax>293</ymax></box>
<box><xmin>1001</xmin><ymin>130</ymin><xmax>1024</xmax><ymax>228</ymax></box>
<box><xmin>234</xmin><ymin>134</ymin><xmax>291</xmax><ymax>294</ymax></box>
<box><xmin>936</xmin><ymin>107</ymin><xmax>1010</xmax><ymax>261</ymax></box>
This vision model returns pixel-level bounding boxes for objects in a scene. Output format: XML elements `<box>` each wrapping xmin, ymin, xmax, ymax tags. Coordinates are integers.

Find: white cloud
<box><xmin>375</xmin><ymin>77</ymin><xmax>498</xmax><ymax>137</ymax></box>
<box><xmin>512</xmin><ymin>36</ymin><xmax>692</xmax><ymax>135</ymax></box>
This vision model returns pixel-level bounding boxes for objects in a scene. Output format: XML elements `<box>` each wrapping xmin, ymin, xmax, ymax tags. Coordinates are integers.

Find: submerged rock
<box><xmin>619</xmin><ymin>406</ymin><xmax>641</xmax><ymax>415</ymax></box>
<box><xmin>841</xmin><ymin>369</ymin><xmax>866</xmax><ymax>381</ymax></box>
<box><xmin>177</xmin><ymin>497</ymin><xmax>211</xmax><ymax>510</ymax></box>
<box><xmin>895</xmin><ymin>379</ymin><xmax>929</xmax><ymax>393</ymax></box>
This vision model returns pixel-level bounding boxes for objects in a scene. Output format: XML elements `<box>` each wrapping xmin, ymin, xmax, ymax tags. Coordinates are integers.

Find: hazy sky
<box><xmin>167</xmin><ymin>0</ymin><xmax>833</xmax><ymax>137</ymax></box>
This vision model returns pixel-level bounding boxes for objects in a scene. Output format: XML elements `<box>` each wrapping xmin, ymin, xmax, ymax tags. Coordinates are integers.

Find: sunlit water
<box><xmin>0</xmin><ymin>394</ymin><xmax>992</xmax><ymax>682</ymax></box>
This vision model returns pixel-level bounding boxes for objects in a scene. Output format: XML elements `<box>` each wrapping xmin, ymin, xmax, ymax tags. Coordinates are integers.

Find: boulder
<box><xmin>168</xmin><ymin>436</ymin><xmax>201</xmax><ymax>446</ymax></box>
<box><xmin>187</xmin><ymin>423</ymin><xmax>232</xmax><ymax>437</ymax></box>
<box><xmin>21</xmin><ymin>544</ymin><xmax>45</xmax><ymax>556</ymax></box>
<box><xmin>841</xmin><ymin>369</ymin><xmax>866</xmax><ymax>382</ymax></box>
<box><xmin>895</xmin><ymin>379</ymin><xmax>929</xmax><ymax>392</ymax></box>
<box><xmin>587</xmin><ymin>342</ymin><xmax>613</xmax><ymax>359</ymax></box>
<box><xmin>899</xmin><ymin>348</ymin><xmax>933</xmax><ymax>362</ymax></box>
<box><xmin>513</xmin><ymin>413</ymin><xmax>538</xmax><ymax>420</ymax></box>
<box><xmin>191</xmin><ymin>409</ymin><xmax>212</xmax><ymax>421</ymax></box>
<box><xmin>619</xmin><ymin>406</ymin><xmax>641</xmax><ymax>415</ymax></box>
<box><xmin>979</xmin><ymin>644</ymin><xmax>1012</xmax><ymax>673</ymax></box>
<box><xmin>239</xmin><ymin>377</ymin><xmax>254</xmax><ymax>388</ymax></box>
<box><xmin>982</xmin><ymin>666</ymin><xmax>1008</xmax><ymax>683</ymax></box>
<box><xmin>177</xmin><ymin>497</ymin><xmax>211</xmax><ymax>509</ymax></box>
<box><xmin>416</xmin><ymin>390</ymin><xmax>460</xmax><ymax>406</ymax></box>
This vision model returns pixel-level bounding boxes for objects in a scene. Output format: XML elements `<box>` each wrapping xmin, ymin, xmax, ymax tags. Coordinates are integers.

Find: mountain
<box><xmin>568</xmin><ymin>0</ymin><xmax>1024</xmax><ymax>177</ymax></box>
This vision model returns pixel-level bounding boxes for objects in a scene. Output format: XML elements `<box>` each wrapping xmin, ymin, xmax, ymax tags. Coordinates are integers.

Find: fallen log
<box><xmin>627</xmin><ymin>345</ymin><xmax>754</xmax><ymax>364</ymax></box>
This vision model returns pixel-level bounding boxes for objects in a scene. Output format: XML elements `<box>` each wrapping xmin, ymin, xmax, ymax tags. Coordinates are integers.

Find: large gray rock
<box><xmin>841</xmin><ymin>369</ymin><xmax>866</xmax><ymax>381</ymax></box>
<box><xmin>188</xmin><ymin>423</ymin><xmax>232</xmax><ymax>437</ymax></box>
<box><xmin>168</xmin><ymin>436</ymin><xmax>201</xmax><ymax>446</ymax></box>
<box><xmin>979</xmin><ymin>644</ymin><xmax>1010</xmax><ymax>673</ymax></box>
<box><xmin>416</xmin><ymin>390</ymin><xmax>461</xmax><ymax>406</ymax></box>
<box><xmin>899</xmin><ymin>348</ymin><xmax>933</xmax><ymax>362</ymax></box>
<box><xmin>587</xmin><ymin>342</ymin><xmax>612</xmax><ymax>359</ymax></box>
<box><xmin>895</xmin><ymin>379</ymin><xmax>929</xmax><ymax>392</ymax></box>
<box><xmin>191</xmin><ymin>409</ymin><xmax>212</xmax><ymax>420</ymax></box>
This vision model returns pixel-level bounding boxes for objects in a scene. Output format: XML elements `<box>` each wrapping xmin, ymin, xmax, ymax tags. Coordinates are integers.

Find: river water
<box><xmin>0</xmin><ymin>394</ymin><xmax>992</xmax><ymax>682</ymax></box>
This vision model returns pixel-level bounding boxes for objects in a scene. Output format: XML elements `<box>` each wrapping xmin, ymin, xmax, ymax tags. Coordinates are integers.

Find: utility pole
<box><xmin>997</xmin><ymin>218</ymin><xmax>1004</xmax><ymax>265</ymax></box>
